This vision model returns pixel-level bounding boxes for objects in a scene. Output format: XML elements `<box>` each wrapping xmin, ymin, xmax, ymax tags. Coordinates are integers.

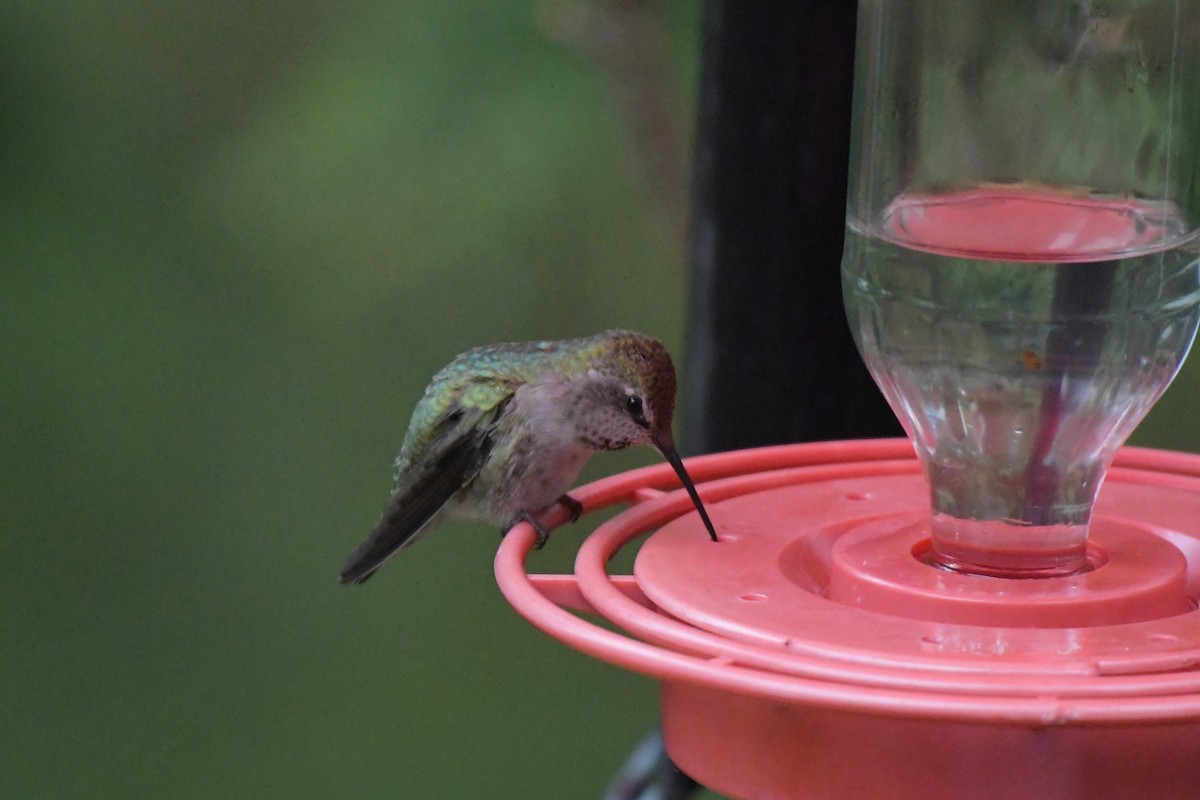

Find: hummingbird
<box><xmin>338</xmin><ymin>329</ymin><xmax>719</xmax><ymax>585</ymax></box>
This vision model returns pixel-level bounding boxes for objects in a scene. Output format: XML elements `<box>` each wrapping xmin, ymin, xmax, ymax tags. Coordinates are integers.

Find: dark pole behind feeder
<box><xmin>681</xmin><ymin>0</ymin><xmax>900</xmax><ymax>456</ymax></box>
<box><xmin>606</xmin><ymin>2</ymin><xmax>899</xmax><ymax>798</ymax></box>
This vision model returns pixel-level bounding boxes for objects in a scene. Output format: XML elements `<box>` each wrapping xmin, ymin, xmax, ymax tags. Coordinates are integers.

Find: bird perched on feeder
<box><xmin>339</xmin><ymin>329</ymin><xmax>718</xmax><ymax>584</ymax></box>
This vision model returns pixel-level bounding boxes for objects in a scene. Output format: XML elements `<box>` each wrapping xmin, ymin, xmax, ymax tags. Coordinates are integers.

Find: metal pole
<box><xmin>682</xmin><ymin>0</ymin><xmax>899</xmax><ymax>456</ymax></box>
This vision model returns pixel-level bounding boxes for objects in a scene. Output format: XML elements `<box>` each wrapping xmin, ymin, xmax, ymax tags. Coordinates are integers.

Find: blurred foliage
<box><xmin>1</xmin><ymin>2</ymin><xmax>719</xmax><ymax>798</ymax></box>
<box><xmin>4</xmin><ymin>2</ymin><xmax>1200</xmax><ymax>800</ymax></box>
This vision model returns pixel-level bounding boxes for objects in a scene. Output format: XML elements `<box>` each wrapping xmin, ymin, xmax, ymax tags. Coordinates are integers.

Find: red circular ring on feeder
<box><xmin>824</xmin><ymin>513</ymin><xmax>1189</xmax><ymax>627</ymax></box>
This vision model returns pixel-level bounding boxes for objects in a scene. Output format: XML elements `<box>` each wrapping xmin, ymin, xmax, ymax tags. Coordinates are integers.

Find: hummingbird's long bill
<box><xmin>655</xmin><ymin>440</ymin><xmax>719</xmax><ymax>543</ymax></box>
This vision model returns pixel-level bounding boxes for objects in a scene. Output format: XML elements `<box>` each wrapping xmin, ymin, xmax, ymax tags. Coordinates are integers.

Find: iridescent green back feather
<box><xmin>393</xmin><ymin>329</ymin><xmax>661</xmax><ymax>482</ymax></box>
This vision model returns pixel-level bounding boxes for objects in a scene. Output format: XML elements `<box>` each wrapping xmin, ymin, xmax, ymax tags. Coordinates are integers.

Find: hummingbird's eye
<box><xmin>625</xmin><ymin>394</ymin><xmax>647</xmax><ymax>425</ymax></box>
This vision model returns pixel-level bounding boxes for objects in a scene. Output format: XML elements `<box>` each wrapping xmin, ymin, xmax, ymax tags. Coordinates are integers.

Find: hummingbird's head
<box><xmin>568</xmin><ymin>331</ymin><xmax>678</xmax><ymax>451</ymax></box>
<box><xmin>573</xmin><ymin>330</ymin><xmax>719</xmax><ymax>542</ymax></box>
<box><xmin>620</xmin><ymin>339</ymin><xmax>678</xmax><ymax>448</ymax></box>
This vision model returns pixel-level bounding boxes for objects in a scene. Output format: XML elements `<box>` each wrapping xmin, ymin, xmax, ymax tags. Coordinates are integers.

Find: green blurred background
<box><xmin>4</xmin><ymin>3</ymin><xmax>1199</xmax><ymax>798</ymax></box>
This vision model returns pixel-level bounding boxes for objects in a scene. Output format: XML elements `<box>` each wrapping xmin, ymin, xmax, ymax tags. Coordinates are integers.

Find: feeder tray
<box><xmin>495</xmin><ymin>439</ymin><xmax>1200</xmax><ymax>800</ymax></box>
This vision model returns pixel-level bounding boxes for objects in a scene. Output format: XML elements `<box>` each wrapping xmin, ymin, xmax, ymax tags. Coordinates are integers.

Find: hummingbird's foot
<box><xmin>503</xmin><ymin>511</ymin><xmax>553</xmax><ymax>550</ymax></box>
<box><xmin>556</xmin><ymin>494</ymin><xmax>584</xmax><ymax>523</ymax></box>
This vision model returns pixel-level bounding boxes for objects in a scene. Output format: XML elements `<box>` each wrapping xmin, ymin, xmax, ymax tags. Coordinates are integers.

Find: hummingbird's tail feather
<box><xmin>339</xmin><ymin>410</ymin><xmax>496</xmax><ymax>585</ymax></box>
<box><xmin>338</xmin><ymin>491</ymin><xmax>443</xmax><ymax>584</ymax></box>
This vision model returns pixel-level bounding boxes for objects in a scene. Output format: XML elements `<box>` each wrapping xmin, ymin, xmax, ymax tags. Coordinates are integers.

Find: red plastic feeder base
<box><xmin>494</xmin><ymin>440</ymin><xmax>1200</xmax><ymax>800</ymax></box>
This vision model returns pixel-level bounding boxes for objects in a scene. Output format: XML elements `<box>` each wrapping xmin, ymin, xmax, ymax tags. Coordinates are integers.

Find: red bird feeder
<box><xmin>499</xmin><ymin>2</ymin><xmax>1200</xmax><ymax>797</ymax></box>
<box><xmin>496</xmin><ymin>441</ymin><xmax>1200</xmax><ymax>800</ymax></box>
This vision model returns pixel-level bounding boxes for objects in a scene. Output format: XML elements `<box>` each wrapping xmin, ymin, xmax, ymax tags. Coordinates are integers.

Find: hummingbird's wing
<box><xmin>338</xmin><ymin>399</ymin><xmax>509</xmax><ymax>585</ymax></box>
